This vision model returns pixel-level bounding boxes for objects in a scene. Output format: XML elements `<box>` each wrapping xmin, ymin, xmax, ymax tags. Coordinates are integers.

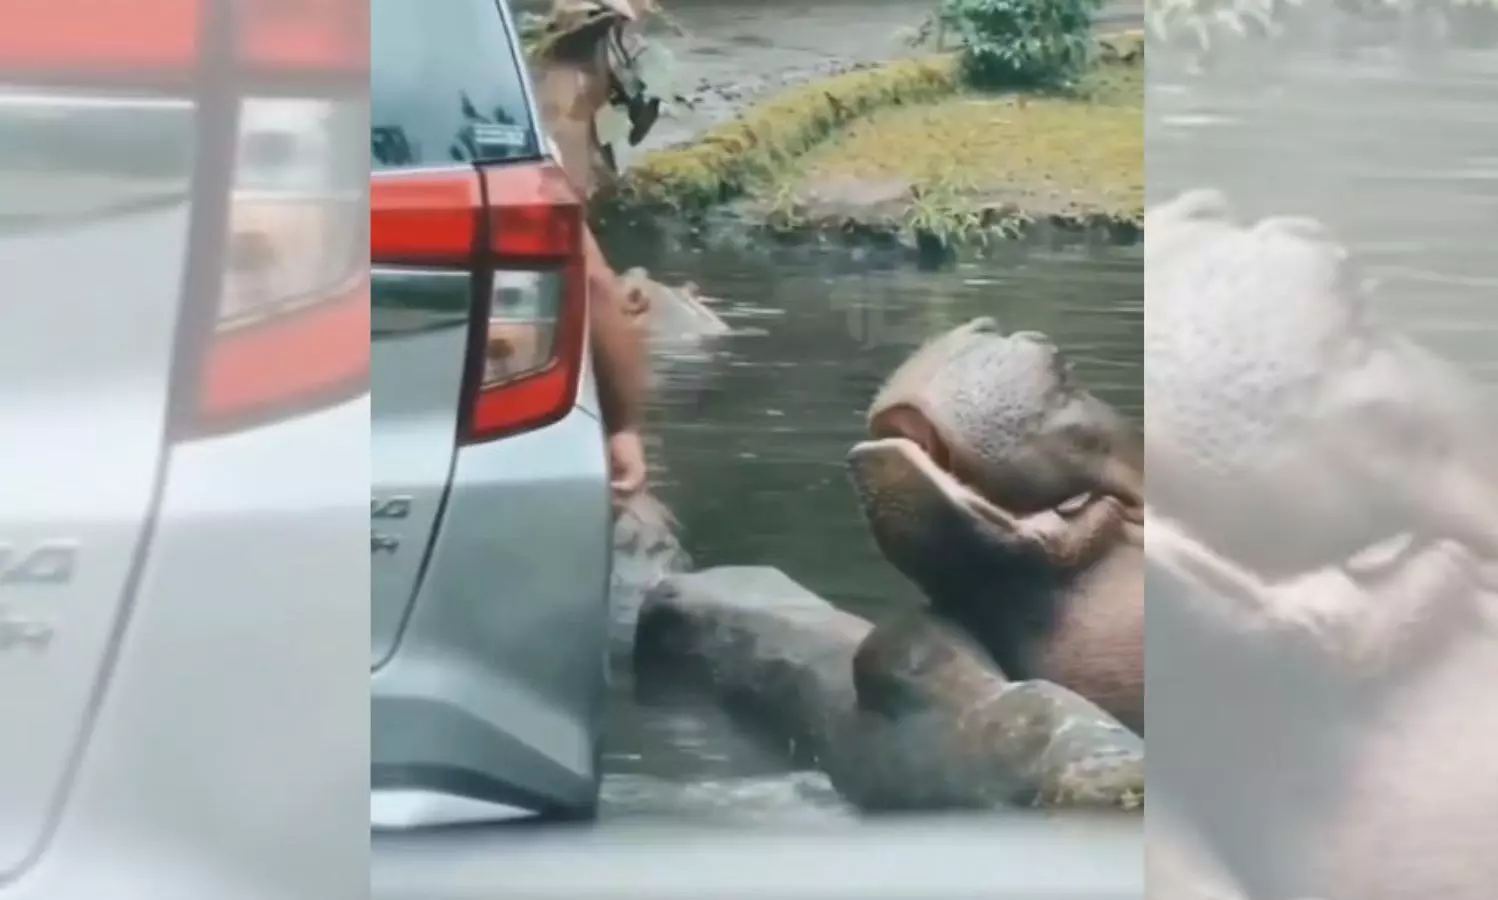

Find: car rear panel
<box><xmin>11</xmin><ymin>399</ymin><xmax>371</xmax><ymax>900</ymax></box>
<box><xmin>371</xmin><ymin>0</ymin><xmax>615</xmax><ymax>821</ymax></box>
<box><xmin>370</xmin><ymin>261</ymin><xmax>474</xmax><ymax>666</ymax></box>
<box><xmin>371</xmin><ymin>404</ymin><xmax>613</xmax><ymax>820</ymax></box>
<box><xmin>0</xmin><ymin>73</ymin><xmax>194</xmax><ymax>878</ymax></box>
<box><xmin>370</xmin><ymin>0</ymin><xmax>543</xmax><ymax>666</ymax></box>
<box><xmin>3</xmin><ymin>0</ymin><xmax>371</xmax><ymax>887</ymax></box>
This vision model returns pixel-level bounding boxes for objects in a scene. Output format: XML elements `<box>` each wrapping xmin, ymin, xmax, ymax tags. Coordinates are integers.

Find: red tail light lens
<box><xmin>10</xmin><ymin>1</ymin><xmax>370</xmax><ymax>438</ymax></box>
<box><xmin>0</xmin><ymin>0</ymin><xmax>200</xmax><ymax>75</ymax></box>
<box><xmin>369</xmin><ymin>170</ymin><xmax>481</xmax><ymax>266</ymax></box>
<box><xmin>190</xmin><ymin>95</ymin><xmax>369</xmax><ymax>436</ymax></box>
<box><xmin>369</xmin><ymin>162</ymin><xmax>589</xmax><ymax>445</ymax></box>
<box><xmin>235</xmin><ymin>0</ymin><xmax>368</xmax><ymax>75</ymax></box>
<box><xmin>468</xmin><ymin>164</ymin><xmax>588</xmax><ymax>444</ymax></box>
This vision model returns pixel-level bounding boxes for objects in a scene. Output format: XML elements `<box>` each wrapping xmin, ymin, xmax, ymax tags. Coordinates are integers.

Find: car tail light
<box><xmin>235</xmin><ymin>0</ymin><xmax>368</xmax><ymax>75</ymax></box>
<box><xmin>0</xmin><ymin>0</ymin><xmax>200</xmax><ymax>77</ymax></box>
<box><xmin>6</xmin><ymin>0</ymin><xmax>369</xmax><ymax>439</ymax></box>
<box><xmin>190</xmin><ymin>95</ymin><xmax>369</xmax><ymax>435</ymax></box>
<box><xmin>185</xmin><ymin>0</ymin><xmax>369</xmax><ymax>438</ymax></box>
<box><xmin>469</xmin><ymin>164</ymin><xmax>588</xmax><ymax>444</ymax></box>
<box><xmin>369</xmin><ymin>162</ymin><xmax>588</xmax><ymax>445</ymax></box>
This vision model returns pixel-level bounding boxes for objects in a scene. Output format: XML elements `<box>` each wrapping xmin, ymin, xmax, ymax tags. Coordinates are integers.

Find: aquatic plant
<box><xmin>922</xmin><ymin>0</ymin><xmax>1107</xmax><ymax>89</ymax></box>
<box><xmin>906</xmin><ymin>179</ymin><xmax>993</xmax><ymax>247</ymax></box>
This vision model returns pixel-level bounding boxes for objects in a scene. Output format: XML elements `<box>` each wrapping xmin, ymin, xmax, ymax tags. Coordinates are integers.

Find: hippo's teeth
<box><xmin>1056</xmin><ymin>493</ymin><xmax>1091</xmax><ymax>515</ymax></box>
<box><xmin>1344</xmin><ymin>532</ymin><xmax>1417</xmax><ymax>578</ymax></box>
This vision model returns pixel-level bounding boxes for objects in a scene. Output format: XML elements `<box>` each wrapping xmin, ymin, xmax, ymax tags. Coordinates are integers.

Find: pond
<box><xmin>597</xmin><ymin>235</ymin><xmax>1143</xmax><ymax>821</ymax></box>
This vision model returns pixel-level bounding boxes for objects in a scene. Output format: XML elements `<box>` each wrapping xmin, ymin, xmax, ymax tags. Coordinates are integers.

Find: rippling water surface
<box><xmin>1148</xmin><ymin>45</ymin><xmax>1498</xmax><ymax>386</ymax></box>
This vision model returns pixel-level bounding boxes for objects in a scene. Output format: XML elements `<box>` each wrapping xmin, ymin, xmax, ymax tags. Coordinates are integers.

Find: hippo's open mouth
<box><xmin>861</xmin><ymin>318</ymin><xmax>1144</xmax><ymax>524</ymax></box>
<box><xmin>846</xmin><ymin>436</ymin><xmax>1072</xmax><ymax>569</ymax></box>
<box><xmin>868</xmin><ymin>403</ymin><xmax>962</xmax><ymax>485</ymax></box>
<box><xmin>865</xmin><ymin>401</ymin><xmax>1134</xmax><ymax>527</ymax></box>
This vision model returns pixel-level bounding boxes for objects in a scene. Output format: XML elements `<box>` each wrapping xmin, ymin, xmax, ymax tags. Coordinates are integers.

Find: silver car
<box><xmin>371</xmin><ymin>0</ymin><xmax>614</xmax><ymax>826</ymax></box>
<box><xmin>1</xmin><ymin>2</ymin><xmax>368</xmax><ymax>898</ymax></box>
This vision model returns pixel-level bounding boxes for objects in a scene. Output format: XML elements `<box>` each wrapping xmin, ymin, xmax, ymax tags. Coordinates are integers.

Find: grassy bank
<box><xmin>762</xmin><ymin>64</ymin><xmax>1142</xmax><ymax>243</ymax></box>
<box><xmin>606</xmin><ymin>30</ymin><xmax>1143</xmax><ymax>245</ymax></box>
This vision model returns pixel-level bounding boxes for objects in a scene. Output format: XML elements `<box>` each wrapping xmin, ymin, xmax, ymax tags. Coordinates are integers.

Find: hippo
<box><xmin>845</xmin><ymin>318</ymin><xmax>1145</xmax><ymax>734</ymax></box>
<box><xmin>633</xmin><ymin>566</ymin><xmax>1144</xmax><ymax>815</ymax></box>
<box><xmin>841</xmin><ymin>611</ymin><xmax>1144</xmax><ymax>812</ymax></box>
<box><xmin>1144</xmin><ymin>189</ymin><xmax>1498</xmax><ymax>900</ymax></box>
<box><xmin>618</xmin><ymin>266</ymin><xmax>732</xmax><ymax>342</ymax></box>
<box><xmin>1145</xmin><ymin>188</ymin><xmax>1498</xmax><ymax>580</ymax></box>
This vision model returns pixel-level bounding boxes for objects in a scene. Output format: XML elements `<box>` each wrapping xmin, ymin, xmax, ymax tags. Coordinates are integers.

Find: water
<box><xmin>1147</xmin><ymin>44</ymin><xmax>1498</xmax><ymax>387</ymax></box>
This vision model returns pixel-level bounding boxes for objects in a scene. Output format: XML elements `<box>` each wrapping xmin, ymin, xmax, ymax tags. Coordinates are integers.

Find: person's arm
<box><xmin>583</xmin><ymin>227</ymin><xmax>648</xmax><ymax>435</ymax></box>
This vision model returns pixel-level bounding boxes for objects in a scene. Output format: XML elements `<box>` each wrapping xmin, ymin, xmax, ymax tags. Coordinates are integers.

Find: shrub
<box><xmin>932</xmin><ymin>0</ymin><xmax>1107</xmax><ymax>89</ymax></box>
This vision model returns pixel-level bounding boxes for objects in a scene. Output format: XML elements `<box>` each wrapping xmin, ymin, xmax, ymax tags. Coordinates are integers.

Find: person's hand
<box><xmin>608</xmin><ymin>429</ymin><xmax>648</xmax><ymax>510</ymax></box>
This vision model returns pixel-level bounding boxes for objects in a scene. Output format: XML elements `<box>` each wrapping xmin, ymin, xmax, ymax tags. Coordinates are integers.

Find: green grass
<box><xmin>765</xmin><ymin>63</ymin><xmax>1142</xmax><ymax>240</ymax></box>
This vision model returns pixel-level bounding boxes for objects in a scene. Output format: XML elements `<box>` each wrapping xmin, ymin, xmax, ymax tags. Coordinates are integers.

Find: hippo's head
<box><xmin>619</xmin><ymin>267</ymin><xmax>731</xmax><ymax>341</ymax></box>
<box><xmin>847</xmin><ymin>318</ymin><xmax>1142</xmax><ymax>586</ymax></box>
<box><xmin>1145</xmin><ymin>189</ymin><xmax>1498</xmax><ymax>579</ymax></box>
